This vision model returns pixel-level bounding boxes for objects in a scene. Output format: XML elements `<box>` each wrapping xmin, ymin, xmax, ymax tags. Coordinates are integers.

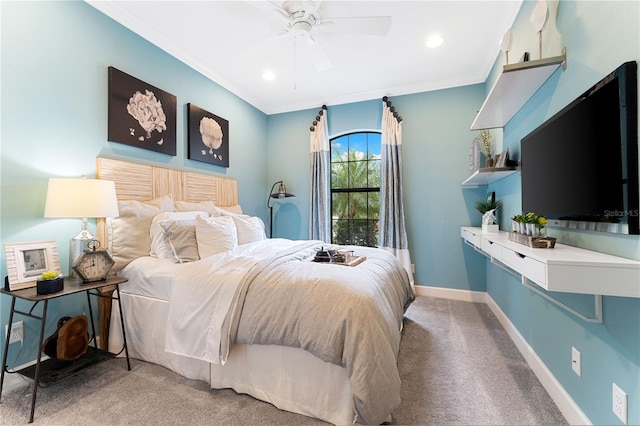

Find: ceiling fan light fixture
<box><xmin>425</xmin><ymin>33</ymin><xmax>444</xmax><ymax>48</ymax></box>
<box><xmin>292</xmin><ymin>20</ymin><xmax>313</xmax><ymax>38</ymax></box>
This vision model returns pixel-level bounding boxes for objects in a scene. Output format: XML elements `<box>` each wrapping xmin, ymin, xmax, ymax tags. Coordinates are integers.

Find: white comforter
<box><xmin>165</xmin><ymin>238</ymin><xmax>414</xmax><ymax>424</ymax></box>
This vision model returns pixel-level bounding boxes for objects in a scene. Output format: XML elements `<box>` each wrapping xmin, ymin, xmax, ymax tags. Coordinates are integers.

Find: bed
<box><xmin>96</xmin><ymin>157</ymin><xmax>415</xmax><ymax>425</ymax></box>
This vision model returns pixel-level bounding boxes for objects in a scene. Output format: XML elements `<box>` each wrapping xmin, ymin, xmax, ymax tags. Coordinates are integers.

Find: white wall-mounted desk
<box><xmin>461</xmin><ymin>227</ymin><xmax>640</xmax><ymax>299</ymax></box>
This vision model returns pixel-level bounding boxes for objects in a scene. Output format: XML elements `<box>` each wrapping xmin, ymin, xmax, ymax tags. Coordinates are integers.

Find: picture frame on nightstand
<box><xmin>4</xmin><ymin>240</ymin><xmax>61</xmax><ymax>291</ymax></box>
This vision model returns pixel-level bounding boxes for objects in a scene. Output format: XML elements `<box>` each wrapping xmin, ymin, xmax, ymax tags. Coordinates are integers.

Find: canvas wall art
<box><xmin>108</xmin><ymin>66</ymin><xmax>177</xmax><ymax>156</ymax></box>
<box><xmin>187</xmin><ymin>103</ymin><xmax>229</xmax><ymax>168</ymax></box>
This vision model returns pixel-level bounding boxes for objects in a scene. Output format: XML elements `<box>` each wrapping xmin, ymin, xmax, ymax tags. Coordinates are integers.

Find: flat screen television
<box><xmin>521</xmin><ymin>61</ymin><xmax>639</xmax><ymax>235</ymax></box>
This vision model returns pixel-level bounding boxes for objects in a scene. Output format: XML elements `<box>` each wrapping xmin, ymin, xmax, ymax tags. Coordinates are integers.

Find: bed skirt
<box><xmin>109</xmin><ymin>291</ymin><xmax>356</xmax><ymax>425</ymax></box>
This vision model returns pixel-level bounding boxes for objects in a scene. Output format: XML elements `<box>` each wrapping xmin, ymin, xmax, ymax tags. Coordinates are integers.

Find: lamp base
<box><xmin>70</xmin><ymin>229</ymin><xmax>95</xmax><ymax>278</ymax></box>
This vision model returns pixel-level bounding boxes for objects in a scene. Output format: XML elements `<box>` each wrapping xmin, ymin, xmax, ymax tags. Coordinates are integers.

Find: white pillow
<box><xmin>159</xmin><ymin>219</ymin><xmax>200</xmax><ymax>263</ymax></box>
<box><xmin>174</xmin><ymin>200</ymin><xmax>222</xmax><ymax>217</ymax></box>
<box><xmin>107</xmin><ymin>195</ymin><xmax>174</xmax><ymax>271</ymax></box>
<box><xmin>150</xmin><ymin>211</ymin><xmax>208</xmax><ymax>258</ymax></box>
<box><xmin>174</xmin><ymin>200</ymin><xmax>243</xmax><ymax>217</ymax></box>
<box><xmin>217</xmin><ymin>204</ymin><xmax>243</xmax><ymax>215</ymax></box>
<box><xmin>195</xmin><ymin>216</ymin><xmax>238</xmax><ymax>258</ymax></box>
<box><xmin>232</xmin><ymin>215</ymin><xmax>266</xmax><ymax>245</ymax></box>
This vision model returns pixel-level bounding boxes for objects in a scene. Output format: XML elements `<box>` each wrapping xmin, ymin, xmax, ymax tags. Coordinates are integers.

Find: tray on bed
<box><xmin>308</xmin><ymin>255</ymin><xmax>367</xmax><ymax>267</ymax></box>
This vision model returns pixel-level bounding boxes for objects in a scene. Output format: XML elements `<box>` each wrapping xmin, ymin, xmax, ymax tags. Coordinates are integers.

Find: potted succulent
<box><xmin>475</xmin><ymin>198</ymin><xmax>503</xmax><ymax>233</ymax></box>
<box><xmin>523</xmin><ymin>212</ymin><xmax>540</xmax><ymax>236</ymax></box>
<box><xmin>37</xmin><ymin>270</ymin><xmax>64</xmax><ymax>295</ymax></box>
<box><xmin>511</xmin><ymin>214</ymin><xmax>523</xmax><ymax>233</ymax></box>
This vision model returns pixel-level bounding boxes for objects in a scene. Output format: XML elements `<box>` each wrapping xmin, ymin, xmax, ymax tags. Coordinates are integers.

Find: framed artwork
<box><xmin>4</xmin><ymin>240</ymin><xmax>61</xmax><ymax>291</ymax></box>
<box><xmin>187</xmin><ymin>103</ymin><xmax>229</xmax><ymax>167</ymax></box>
<box><xmin>493</xmin><ymin>153</ymin><xmax>502</xmax><ymax>169</ymax></box>
<box><xmin>108</xmin><ymin>66</ymin><xmax>177</xmax><ymax>156</ymax></box>
<box><xmin>486</xmin><ymin>191</ymin><xmax>495</xmax><ymax>205</ymax></box>
<box><xmin>496</xmin><ymin>149</ymin><xmax>509</xmax><ymax>168</ymax></box>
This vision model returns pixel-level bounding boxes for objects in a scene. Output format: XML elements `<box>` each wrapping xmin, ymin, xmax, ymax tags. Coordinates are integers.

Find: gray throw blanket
<box><xmin>221</xmin><ymin>242</ymin><xmax>415</xmax><ymax>424</ymax></box>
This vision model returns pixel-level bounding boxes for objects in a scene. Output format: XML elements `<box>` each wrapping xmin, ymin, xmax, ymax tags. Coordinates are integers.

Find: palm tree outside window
<box><xmin>330</xmin><ymin>132</ymin><xmax>381</xmax><ymax>247</ymax></box>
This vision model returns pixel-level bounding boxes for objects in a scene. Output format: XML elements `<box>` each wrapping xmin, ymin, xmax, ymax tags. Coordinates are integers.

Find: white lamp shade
<box><xmin>44</xmin><ymin>178</ymin><xmax>119</xmax><ymax>218</ymax></box>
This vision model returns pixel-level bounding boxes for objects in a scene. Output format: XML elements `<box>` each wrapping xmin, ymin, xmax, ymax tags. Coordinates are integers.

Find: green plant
<box><xmin>536</xmin><ymin>215</ymin><xmax>548</xmax><ymax>229</ymax></box>
<box><xmin>475</xmin><ymin>199</ymin><xmax>503</xmax><ymax>214</ymax></box>
<box><xmin>331</xmin><ymin>146</ymin><xmax>380</xmax><ymax>247</ymax></box>
<box><xmin>39</xmin><ymin>271</ymin><xmax>60</xmax><ymax>280</ymax></box>
<box><xmin>523</xmin><ymin>211</ymin><xmax>538</xmax><ymax>224</ymax></box>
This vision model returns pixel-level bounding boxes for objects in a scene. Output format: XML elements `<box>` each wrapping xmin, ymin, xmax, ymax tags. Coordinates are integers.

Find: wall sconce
<box><xmin>44</xmin><ymin>176</ymin><xmax>119</xmax><ymax>277</ymax></box>
<box><xmin>267</xmin><ymin>180</ymin><xmax>295</xmax><ymax>238</ymax></box>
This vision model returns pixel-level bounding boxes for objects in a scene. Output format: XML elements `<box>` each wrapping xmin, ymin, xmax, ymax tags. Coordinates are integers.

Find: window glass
<box><xmin>330</xmin><ymin>132</ymin><xmax>381</xmax><ymax>247</ymax></box>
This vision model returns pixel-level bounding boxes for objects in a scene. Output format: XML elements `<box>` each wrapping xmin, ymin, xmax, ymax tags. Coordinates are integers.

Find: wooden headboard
<box><xmin>94</xmin><ymin>157</ymin><xmax>238</xmax><ymax>349</ymax></box>
<box><xmin>95</xmin><ymin>157</ymin><xmax>238</xmax><ymax>245</ymax></box>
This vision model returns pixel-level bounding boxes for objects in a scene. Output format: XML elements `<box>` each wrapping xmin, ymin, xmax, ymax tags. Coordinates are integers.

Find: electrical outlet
<box><xmin>571</xmin><ymin>346</ymin><xmax>581</xmax><ymax>377</ymax></box>
<box><xmin>5</xmin><ymin>321</ymin><xmax>24</xmax><ymax>344</ymax></box>
<box><xmin>612</xmin><ymin>383</ymin><xmax>627</xmax><ymax>424</ymax></box>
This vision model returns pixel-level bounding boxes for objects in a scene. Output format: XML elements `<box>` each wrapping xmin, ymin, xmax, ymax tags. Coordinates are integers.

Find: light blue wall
<box><xmin>266</xmin><ymin>93</ymin><xmax>488</xmax><ymax>292</ymax></box>
<box><xmin>2</xmin><ymin>1</ymin><xmax>636</xmax><ymax>424</ymax></box>
<box><xmin>1</xmin><ymin>1</ymin><xmax>267</xmax><ymax>366</ymax></box>
<box><xmin>485</xmin><ymin>1</ymin><xmax>640</xmax><ymax>424</ymax></box>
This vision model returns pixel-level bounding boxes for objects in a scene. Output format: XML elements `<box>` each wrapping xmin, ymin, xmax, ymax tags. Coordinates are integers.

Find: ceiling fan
<box><xmin>242</xmin><ymin>0</ymin><xmax>392</xmax><ymax>71</ymax></box>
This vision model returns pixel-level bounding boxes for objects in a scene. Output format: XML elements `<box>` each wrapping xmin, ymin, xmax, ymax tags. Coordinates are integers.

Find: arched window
<box><xmin>330</xmin><ymin>131</ymin><xmax>381</xmax><ymax>247</ymax></box>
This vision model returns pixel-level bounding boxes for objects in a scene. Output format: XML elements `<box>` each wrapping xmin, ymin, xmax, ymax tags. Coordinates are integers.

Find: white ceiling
<box><xmin>87</xmin><ymin>1</ymin><xmax>523</xmax><ymax>115</ymax></box>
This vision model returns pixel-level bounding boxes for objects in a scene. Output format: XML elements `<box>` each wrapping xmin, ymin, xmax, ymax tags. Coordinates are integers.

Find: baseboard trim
<box><xmin>413</xmin><ymin>285</ymin><xmax>591</xmax><ymax>426</ymax></box>
<box><xmin>413</xmin><ymin>284</ymin><xmax>487</xmax><ymax>303</ymax></box>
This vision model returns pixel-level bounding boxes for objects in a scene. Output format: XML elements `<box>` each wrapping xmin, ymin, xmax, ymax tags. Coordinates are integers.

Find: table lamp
<box><xmin>267</xmin><ymin>180</ymin><xmax>295</xmax><ymax>238</ymax></box>
<box><xmin>44</xmin><ymin>177</ymin><xmax>119</xmax><ymax>277</ymax></box>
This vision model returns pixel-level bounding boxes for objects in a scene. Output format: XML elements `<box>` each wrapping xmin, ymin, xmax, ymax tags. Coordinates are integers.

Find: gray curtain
<box><xmin>379</xmin><ymin>99</ymin><xmax>414</xmax><ymax>285</ymax></box>
<box><xmin>309</xmin><ymin>107</ymin><xmax>331</xmax><ymax>242</ymax></box>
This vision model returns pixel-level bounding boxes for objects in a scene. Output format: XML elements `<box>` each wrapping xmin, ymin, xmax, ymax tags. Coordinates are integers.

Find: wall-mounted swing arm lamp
<box><xmin>267</xmin><ymin>180</ymin><xmax>295</xmax><ymax>238</ymax></box>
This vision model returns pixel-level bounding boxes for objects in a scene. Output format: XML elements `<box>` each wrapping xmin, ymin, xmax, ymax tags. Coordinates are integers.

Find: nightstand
<box><xmin>0</xmin><ymin>276</ymin><xmax>130</xmax><ymax>423</ymax></box>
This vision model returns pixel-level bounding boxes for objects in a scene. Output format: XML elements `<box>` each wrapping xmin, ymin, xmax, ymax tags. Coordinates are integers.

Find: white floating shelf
<box><xmin>461</xmin><ymin>167</ymin><xmax>518</xmax><ymax>188</ymax></box>
<box><xmin>470</xmin><ymin>51</ymin><xmax>567</xmax><ymax>130</ymax></box>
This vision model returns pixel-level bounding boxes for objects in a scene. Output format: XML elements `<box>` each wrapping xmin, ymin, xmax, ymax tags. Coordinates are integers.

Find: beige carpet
<box><xmin>0</xmin><ymin>296</ymin><xmax>567</xmax><ymax>425</ymax></box>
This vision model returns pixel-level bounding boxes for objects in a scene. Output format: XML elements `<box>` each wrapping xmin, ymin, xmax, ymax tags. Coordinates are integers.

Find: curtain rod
<box><xmin>309</xmin><ymin>105</ymin><xmax>327</xmax><ymax>132</ymax></box>
<box><xmin>382</xmin><ymin>96</ymin><xmax>403</xmax><ymax>123</ymax></box>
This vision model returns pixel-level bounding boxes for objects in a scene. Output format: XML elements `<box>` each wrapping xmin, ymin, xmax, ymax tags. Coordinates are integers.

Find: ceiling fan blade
<box><xmin>323</xmin><ymin>16</ymin><xmax>391</xmax><ymax>36</ymax></box>
<box><xmin>244</xmin><ymin>0</ymin><xmax>289</xmax><ymax>20</ymax></box>
<box><xmin>307</xmin><ymin>35</ymin><xmax>332</xmax><ymax>71</ymax></box>
<box><xmin>238</xmin><ymin>29</ymin><xmax>290</xmax><ymax>57</ymax></box>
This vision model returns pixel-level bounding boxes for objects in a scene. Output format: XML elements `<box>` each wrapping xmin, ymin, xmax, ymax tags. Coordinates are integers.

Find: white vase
<box><xmin>526</xmin><ymin>223</ymin><xmax>538</xmax><ymax>237</ymax></box>
<box><xmin>482</xmin><ymin>224</ymin><xmax>499</xmax><ymax>234</ymax></box>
